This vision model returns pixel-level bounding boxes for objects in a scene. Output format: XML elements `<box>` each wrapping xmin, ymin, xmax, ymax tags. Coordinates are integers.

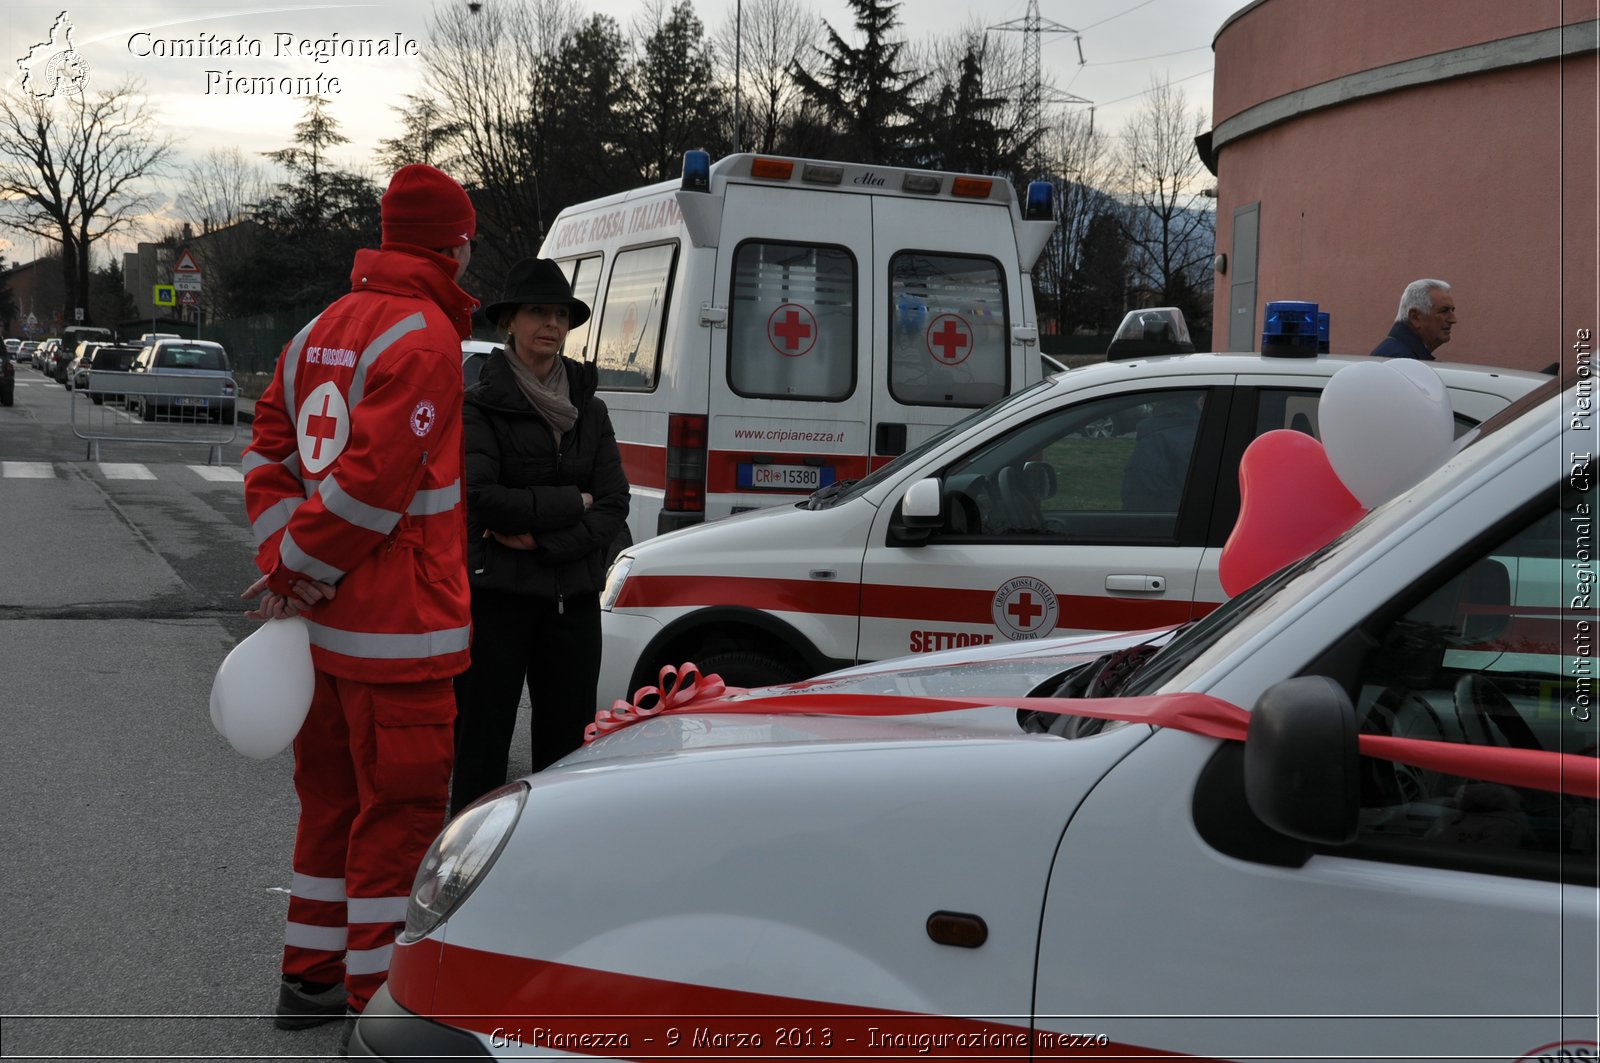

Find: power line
<box><xmin>1082</xmin><ymin>44</ymin><xmax>1210</xmax><ymax>66</ymax></box>
<box><xmin>1076</xmin><ymin>0</ymin><xmax>1163</xmax><ymax>32</ymax></box>
<box><xmin>1094</xmin><ymin>66</ymin><xmax>1212</xmax><ymax>107</ymax></box>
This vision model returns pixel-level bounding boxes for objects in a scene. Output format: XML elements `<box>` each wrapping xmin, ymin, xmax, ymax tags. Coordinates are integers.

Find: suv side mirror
<box><xmin>1244</xmin><ymin>676</ymin><xmax>1360</xmax><ymax>845</ymax></box>
<box><xmin>888</xmin><ymin>478</ymin><xmax>943</xmax><ymax>548</ymax></box>
<box><xmin>901</xmin><ymin>478</ymin><xmax>942</xmax><ymax>527</ymax></box>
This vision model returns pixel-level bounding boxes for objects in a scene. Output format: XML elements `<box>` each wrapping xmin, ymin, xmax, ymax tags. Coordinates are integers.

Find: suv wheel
<box><xmin>690</xmin><ymin>650</ymin><xmax>805</xmax><ymax>690</ymax></box>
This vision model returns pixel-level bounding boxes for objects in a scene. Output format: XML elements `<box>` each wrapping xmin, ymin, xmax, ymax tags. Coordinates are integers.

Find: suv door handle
<box><xmin>1106</xmin><ymin>574</ymin><xmax>1166</xmax><ymax>593</ymax></box>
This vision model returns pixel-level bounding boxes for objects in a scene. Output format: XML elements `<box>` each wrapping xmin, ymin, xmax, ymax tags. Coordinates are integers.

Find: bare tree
<box><xmin>1033</xmin><ymin>107</ymin><xmax>1117</xmax><ymax>332</ymax></box>
<box><xmin>1113</xmin><ymin>78</ymin><xmax>1215</xmax><ymax>332</ymax></box>
<box><xmin>171</xmin><ymin>147</ymin><xmax>271</xmax><ymax>320</ymax></box>
<box><xmin>0</xmin><ymin>76</ymin><xmax>172</xmax><ymax>325</ymax></box>
<box><xmin>419</xmin><ymin>0</ymin><xmax>581</xmax><ymax>272</ymax></box>
<box><xmin>711</xmin><ymin>0</ymin><xmax>818</xmax><ymax>153</ymax></box>
<box><xmin>176</xmin><ymin>146</ymin><xmax>268</xmax><ymax>231</ymax></box>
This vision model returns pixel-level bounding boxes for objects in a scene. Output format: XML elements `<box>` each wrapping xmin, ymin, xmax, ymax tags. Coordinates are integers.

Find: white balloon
<box><xmin>210</xmin><ymin>617</ymin><xmax>316</xmax><ymax>759</ymax></box>
<box><xmin>1319</xmin><ymin>360</ymin><xmax>1455</xmax><ymax>508</ymax></box>
<box><xmin>1387</xmin><ymin>356</ymin><xmax>1450</xmax><ymax>408</ymax></box>
<box><xmin>209</xmin><ymin>683</ymin><xmax>225</xmax><ymax>737</ymax></box>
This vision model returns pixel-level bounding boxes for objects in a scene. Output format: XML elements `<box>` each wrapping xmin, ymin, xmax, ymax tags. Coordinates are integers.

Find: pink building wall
<box><xmin>1209</xmin><ymin>0</ymin><xmax>1597</xmax><ymax>369</ymax></box>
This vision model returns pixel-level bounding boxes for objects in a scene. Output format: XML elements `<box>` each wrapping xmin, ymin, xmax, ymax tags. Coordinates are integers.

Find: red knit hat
<box><xmin>381</xmin><ymin>164</ymin><xmax>476</xmax><ymax>249</ymax></box>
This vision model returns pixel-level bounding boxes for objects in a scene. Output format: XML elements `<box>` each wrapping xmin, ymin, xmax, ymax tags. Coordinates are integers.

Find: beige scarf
<box><xmin>505</xmin><ymin>346</ymin><xmax>578</xmax><ymax>443</ymax></box>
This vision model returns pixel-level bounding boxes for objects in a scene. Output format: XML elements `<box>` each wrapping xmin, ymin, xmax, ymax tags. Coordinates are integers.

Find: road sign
<box><xmin>174</xmin><ymin>275</ymin><xmax>202</xmax><ymax>292</ymax></box>
<box><xmin>173</xmin><ymin>248</ymin><xmax>201</xmax><ymax>274</ymax></box>
<box><xmin>153</xmin><ymin>284</ymin><xmax>176</xmax><ymax>307</ymax></box>
<box><xmin>178</xmin><ymin>290</ymin><xmax>199</xmax><ymax>306</ymax></box>
<box><xmin>74</xmin><ymin>307</ymin><xmax>84</xmax><ymax>321</ymax></box>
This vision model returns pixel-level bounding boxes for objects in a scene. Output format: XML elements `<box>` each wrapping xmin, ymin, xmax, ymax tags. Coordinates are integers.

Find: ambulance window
<box><xmin>558</xmin><ymin>255</ymin><xmax>603</xmax><ymax>363</ymax></box>
<box><xmin>729</xmin><ymin>241</ymin><xmax>855</xmax><ymax>401</ymax></box>
<box><xmin>593</xmin><ymin>243</ymin><xmax>677</xmax><ymax>391</ymax></box>
<box><xmin>1341</xmin><ymin>496</ymin><xmax>1597</xmax><ymax>885</ymax></box>
<box><xmin>889</xmin><ymin>253</ymin><xmax>1008</xmax><ymax>408</ymax></box>
<box><xmin>937</xmin><ymin>388</ymin><xmax>1208</xmax><ymax>542</ymax></box>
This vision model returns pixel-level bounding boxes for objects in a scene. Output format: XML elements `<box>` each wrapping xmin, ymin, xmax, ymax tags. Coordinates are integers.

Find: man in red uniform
<box><xmin>239</xmin><ymin>164</ymin><xmax>477</xmax><ymax>1037</ymax></box>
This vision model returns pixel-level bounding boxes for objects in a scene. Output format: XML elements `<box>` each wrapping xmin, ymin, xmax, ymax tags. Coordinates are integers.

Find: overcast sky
<box><xmin>2</xmin><ymin>0</ymin><xmax>1240</xmax><ymax>261</ymax></box>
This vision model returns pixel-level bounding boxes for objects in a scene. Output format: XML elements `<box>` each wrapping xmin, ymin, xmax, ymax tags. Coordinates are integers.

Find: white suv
<box><xmin>597</xmin><ymin>349</ymin><xmax>1545</xmax><ymax>699</ymax></box>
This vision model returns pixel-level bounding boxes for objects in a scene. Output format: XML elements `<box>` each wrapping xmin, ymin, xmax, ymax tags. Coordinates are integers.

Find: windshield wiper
<box><xmin>802</xmin><ymin>479</ymin><xmax>856</xmax><ymax>510</ymax></box>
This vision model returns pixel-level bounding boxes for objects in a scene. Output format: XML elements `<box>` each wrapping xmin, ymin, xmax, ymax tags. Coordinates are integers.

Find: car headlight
<box><xmin>400</xmin><ymin>782</ymin><xmax>527</xmax><ymax>941</ymax></box>
<box><xmin>600</xmin><ymin>554</ymin><xmax>634</xmax><ymax>611</ymax></box>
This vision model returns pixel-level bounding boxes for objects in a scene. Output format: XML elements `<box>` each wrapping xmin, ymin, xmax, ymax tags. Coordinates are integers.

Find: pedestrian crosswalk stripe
<box><xmin>99</xmin><ymin>463</ymin><xmax>156</xmax><ymax>480</ymax></box>
<box><xmin>1</xmin><ymin>461</ymin><xmax>54</xmax><ymax>478</ymax></box>
<box><xmin>189</xmin><ymin>465</ymin><xmax>244</xmax><ymax>482</ymax></box>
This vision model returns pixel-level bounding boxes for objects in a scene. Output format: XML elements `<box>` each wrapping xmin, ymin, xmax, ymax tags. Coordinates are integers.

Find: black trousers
<box><xmin>450</xmin><ymin>588</ymin><xmax>601</xmax><ymax>815</ymax></box>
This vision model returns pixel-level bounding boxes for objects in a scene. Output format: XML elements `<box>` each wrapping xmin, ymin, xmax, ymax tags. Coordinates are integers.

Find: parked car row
<box><xmin>21</xmin><ymin>336</ymin><xmax>239</xmax><ymax>423</ymax></box>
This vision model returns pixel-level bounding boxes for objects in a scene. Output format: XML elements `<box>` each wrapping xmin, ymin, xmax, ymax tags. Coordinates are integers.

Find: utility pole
<box><xmin>734</xmin><ymin>0</ymin><xmax>743</xmax><ymax>152</ymax></box>
<box><xmin>990</xmin><ymin>0</ymin><xmax>1090</xmax><ymax>179</ymax></box>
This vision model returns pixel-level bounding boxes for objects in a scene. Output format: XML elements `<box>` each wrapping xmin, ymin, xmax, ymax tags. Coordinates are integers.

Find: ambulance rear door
<box><xmin>870</xmin><ymin>194</ymin><xmax>1032</xmax><ymax>464</ymax></box>
<box><xmin>707</xmin><ymin>183</ymin><xmax>874</xmax><ymax>520</ymax></box>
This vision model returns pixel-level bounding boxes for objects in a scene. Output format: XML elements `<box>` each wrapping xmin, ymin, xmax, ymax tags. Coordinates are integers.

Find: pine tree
<box><xmin>791</xmin><ymin>0</ymin><xmax>925</xmax><ymax>164</ymax></box>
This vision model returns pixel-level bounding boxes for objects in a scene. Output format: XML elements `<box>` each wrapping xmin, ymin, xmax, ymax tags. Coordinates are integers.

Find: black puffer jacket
<box><xmin>463</xmin><ymin>349</ymin><xmax>630</xmax><ymax>603</ymax></box>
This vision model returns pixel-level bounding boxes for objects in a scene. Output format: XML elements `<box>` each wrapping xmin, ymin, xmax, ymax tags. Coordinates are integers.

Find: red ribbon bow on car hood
<box><xmin>586</xmin><ymin>663</ymin><xmax>1598</xmax><ymax>800</ymax></box>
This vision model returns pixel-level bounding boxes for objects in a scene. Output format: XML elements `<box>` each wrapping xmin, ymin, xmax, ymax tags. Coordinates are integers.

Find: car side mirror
<box><xmin>888</xmin><ymin>478</ymin><xmax>942</xmax><ymax>548</ymax></box>
<box><xmin>900</xmin><ymin>478</ymin><xmax>942</xmax><ymax>527</ymax></box>
<box><xmin>1244</xmin><ymin>676</ymin><xmax>1360</xmax><ymax>845</ymax></box>
<box><xmin>1023</xmin><ymin>460</ymin><xmax>1056</xmax><ymax>499</ymax></box>
<box><xmin>1453</xmin><ymin>558</ymin><xmax>1511</xmax><ymax>645</ymax></box>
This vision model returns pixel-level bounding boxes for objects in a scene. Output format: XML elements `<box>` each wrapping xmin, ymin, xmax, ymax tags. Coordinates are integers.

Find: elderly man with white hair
<box><xmin>1370</xmin><ymin>278</ymin><xmax>1456</xmax><ymax>360</ymax></box>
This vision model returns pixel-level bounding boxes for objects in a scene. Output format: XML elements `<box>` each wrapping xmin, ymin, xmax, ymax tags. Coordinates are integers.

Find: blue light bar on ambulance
<box><xmin>1261</xmin><ymin>301</ymin><xmax>1319</xmax><ymax>358</ymax></box>
<box><xmin>681</xmin><ymin>149</ymin><xmax>710</xmax><ymax>193</ymax></box>
<box><xmin>1317</xmin><ymin>311</ymin><xmax>1330</xmax><ymax>354</ymax></box>
<box><xmin>1024</xmin><ymin>180</ymin><xmax>1054</xmax><ymax>221</ymax></box>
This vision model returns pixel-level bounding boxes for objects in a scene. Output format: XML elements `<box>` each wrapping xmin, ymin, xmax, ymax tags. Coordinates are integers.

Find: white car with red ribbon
<box><xmin>596</xmin><ymin>342</ymin><xmax>1545</xmax><ymax>702</ymax></box>
<box><xmin>350</xmin><ymin>369</ymin><xmax>1595</xmax><ymax>1060</ymax></box>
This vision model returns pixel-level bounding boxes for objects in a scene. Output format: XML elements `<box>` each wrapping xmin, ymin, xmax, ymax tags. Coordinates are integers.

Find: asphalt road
<box><xmin>0</xmin><ymin>363</ymin><xmax>533</xmax><ymax>1061</ymax></box>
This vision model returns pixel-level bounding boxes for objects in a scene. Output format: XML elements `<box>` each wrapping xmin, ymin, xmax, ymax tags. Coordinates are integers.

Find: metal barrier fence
<box><xmin>70</xmin><ymin>370</ymin><xmax>239</xmax><ymax>464</ymax></box>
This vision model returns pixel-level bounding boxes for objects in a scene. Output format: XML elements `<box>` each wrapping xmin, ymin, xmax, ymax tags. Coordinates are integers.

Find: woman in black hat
<box><xmin>450</xmin><ymin>258</ymin><xmax>630</xmax><ymax>813</ymax></box>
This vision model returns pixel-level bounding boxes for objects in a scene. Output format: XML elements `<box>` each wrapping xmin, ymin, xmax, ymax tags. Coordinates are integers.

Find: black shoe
<box><xmin>273</xmin><ymin>975</ymin><xmax>347</xmax><ymax>1030</ymax></box>
<box><xmin>338</xmin><ymin>1007</ymin><xmax>359</xmax><ymax>1057</ymax></box>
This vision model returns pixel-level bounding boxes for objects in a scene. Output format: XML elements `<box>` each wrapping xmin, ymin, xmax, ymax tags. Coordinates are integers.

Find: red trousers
<box><xmin>280</xmin><ymin>672</ymin><xmax>455</xmax><ymax>1011</ymax></box>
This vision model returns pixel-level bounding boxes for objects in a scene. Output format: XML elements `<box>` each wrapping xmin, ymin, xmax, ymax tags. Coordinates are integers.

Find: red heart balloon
<box><xmin>1219</xmin><ymin>430</ymin><xmax>1367</xmax><ymax>597</ymax></box>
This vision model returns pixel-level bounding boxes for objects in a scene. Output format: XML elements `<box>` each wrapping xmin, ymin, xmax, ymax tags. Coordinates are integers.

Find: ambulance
<box><xmin>535</xmin><ymin>151</ymin><xmax>1058</xmax><ymax>546</ymax></box>
<box><xmin>594</xmin><ymin>335</ymin><xmax>1545</xmax><ymax>696</ymax></box>
<box><xmin>349</xmin><ymin>370</ymin><xmax>1596</xmax><ymax>1061</ymax></box>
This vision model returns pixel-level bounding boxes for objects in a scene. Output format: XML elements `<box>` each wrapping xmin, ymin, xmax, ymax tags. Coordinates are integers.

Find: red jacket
<box><xmin>243</xmin><ymin>246</ymin><xmax>476</xmax><ymax>683</ymax></box>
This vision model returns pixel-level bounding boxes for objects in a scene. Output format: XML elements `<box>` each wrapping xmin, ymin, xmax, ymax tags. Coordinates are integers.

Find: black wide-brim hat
<box><xmin>481</xmin><ymin>257</ymin><xmax>591</xmax><ymax>329</ymax></box>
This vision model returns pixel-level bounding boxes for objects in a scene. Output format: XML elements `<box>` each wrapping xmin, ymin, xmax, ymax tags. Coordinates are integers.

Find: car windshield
<box><xmin>1119</xmin><ymin>371</ymin><xmax>1568</xmax><ymax>698</ymax></box>
<box><xmin>810</xmin><ymin>378</ymin><xmax>1057</xmax><ymax>508</ymax></box>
